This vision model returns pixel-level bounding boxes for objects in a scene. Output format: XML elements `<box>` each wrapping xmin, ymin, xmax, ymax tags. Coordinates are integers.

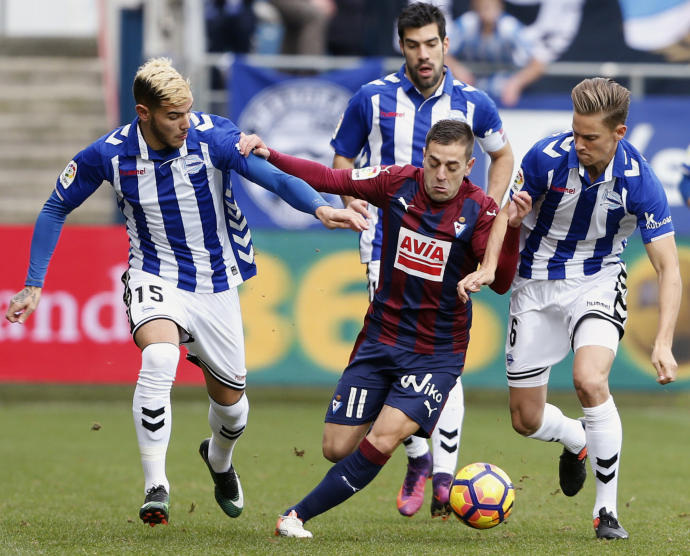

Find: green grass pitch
<box><xmin>1</xmin><ymin>385</ymin><xmax>688</xmax><ymax>555</ymax></box>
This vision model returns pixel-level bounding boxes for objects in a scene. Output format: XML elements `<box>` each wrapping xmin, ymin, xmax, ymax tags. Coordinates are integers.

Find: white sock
<box><xmin>132</xmin><ymin>343</ymin><xmax>179</xmax><ymax>493</ymax></box>
<box><xmin>528</xmin><ymin>403</ymin><xmax>586</xmax><ymax>454</ymax></box>
<box><xmin>403</xmin><ymin>435</ymin><xmax>430</xmax><ymax>459</ymax></box>
<box><xmin>207</xmin><ymin>393</ymin><xmax>249</xmax><ymax>473</ymax></box>
<box><xmin>431</xmin><ymin>379</ymin><xmax>464</xmax><ymax>475</ymax></box>
<box><xmin>583</xmin><ymin>396</ymin><xmax>622</xmax><ymax>519</ymax></box>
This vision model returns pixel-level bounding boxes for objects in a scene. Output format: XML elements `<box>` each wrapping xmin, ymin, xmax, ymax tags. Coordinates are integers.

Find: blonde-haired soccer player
<box><xmin>459</xmin><ymin>77</ymin><xmax>681</xmax><ymax>539</ymax></box>
<box><xmin>5</xmin><ymin>57</ymin><xmax>367</xmax><ymax>526</ymax></box>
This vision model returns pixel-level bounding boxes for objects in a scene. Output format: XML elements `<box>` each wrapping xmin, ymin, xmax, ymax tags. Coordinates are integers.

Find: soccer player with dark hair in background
<box><xmin>238</xmin><ymin>119</ymin><xmax>531</xmax><ymax>538</ymax></box>
<box><xmin>458</xmin><ymin>77</ymin><xmax>681</xmax><ymax>540</ymax></box>
<box><xmin>5</xmin><ymin>57</ymin><xmax>366</xmax><ymax>527</ymax></box>
<box><xmin>331</xmin><ymin>0</ymin><xmax>514</xmax><ymax>519</ymax></box>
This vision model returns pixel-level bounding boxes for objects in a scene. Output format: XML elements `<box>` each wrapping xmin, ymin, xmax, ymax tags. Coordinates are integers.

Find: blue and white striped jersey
<box><xmin>513</xmin><ymin>131</ymin><xmax>675</xmax><ymax>280</ymax></box>
<box><xmin>330</xmin><ymin>64</ymin><xmax>506</xmax><ymax>262</ymax></box>
<box><xmin>51</xmin><ymin>112</ymin><xmax>327</xmax><ymax>293</ymax></box>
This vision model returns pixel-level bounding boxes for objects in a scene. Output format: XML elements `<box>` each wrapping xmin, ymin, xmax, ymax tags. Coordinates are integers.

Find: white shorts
<box><xmin>505</xmin><ymin>263</ymin><xmax>627</xmax><ymax>388</ymax></box>
<box><xmin>122</xmin><ymin>268</ymin><xmax>247</xmax><ymax>389</ymax></box>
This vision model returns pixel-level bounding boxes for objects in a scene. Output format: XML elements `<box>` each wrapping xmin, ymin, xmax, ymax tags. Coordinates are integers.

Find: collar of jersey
<box><xmin>125</xmin><ymin>116</ymin><xmax>197</xmax><ymax>162</ymax></box>
<box><xmin>398</xmin><ymin>64</ymin><xmax>453</xmax><ymax>99</ymax></box>
<box><xmin>568</xmin><ymin>136</ymin><xmax>628</xmax><ymax>187</ymax></box>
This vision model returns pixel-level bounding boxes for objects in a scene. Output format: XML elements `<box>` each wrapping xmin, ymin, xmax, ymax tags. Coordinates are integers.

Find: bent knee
<box><xmin>322</xmin><ymin>443</ymin><xmax>349</xmax><ymax>463</ymax></box>
<box><xmin>510</xmin><ymin>408</ymin><xmax>541</xmax><ymax>437</ymax></box>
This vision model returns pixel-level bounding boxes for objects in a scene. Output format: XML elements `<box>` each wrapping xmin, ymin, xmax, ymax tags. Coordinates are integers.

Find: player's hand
<box><xmin>238</xmin><ymin>132</ymin><xmax>269</xmax><ymax>159</ymax></box>
<box><xmin>346</xmin><ymin>198</ymin><xmax>370</xmax><ymax>220</ymax></box>
<box><xmin>500</xmin><ymin>78</ymin><xmax>522</xmax><ymax>107</ymax></box>
<box><xmin>315</xmin><ymin>206</ymin><xmax>369</xmax><ymax>231</ymax></box>
<box><xmin>651</xmin><ymin>343</ymin><xmax>677</xmax><ymax>385</ymax></box>
<box><xmin>456</xmin><ymin>267</ymin><xmax>495</xmax><ymax>303</ymax></box>
<box><xmin>507</xmin><ymin>190</ymin><xmax>532</xmax><ymax>227</ymax></box>
<box><xmin>5</xmin><ymin>286</ymin><xmax>42</xmax><ymax>324</ymax></box>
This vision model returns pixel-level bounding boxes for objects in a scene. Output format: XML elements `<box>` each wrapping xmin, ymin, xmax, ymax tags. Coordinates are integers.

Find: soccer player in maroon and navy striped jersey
<box><xmin>242</xmin><ymin>119</ymin><xmax>531</xmax><ymax>538</ymax></box>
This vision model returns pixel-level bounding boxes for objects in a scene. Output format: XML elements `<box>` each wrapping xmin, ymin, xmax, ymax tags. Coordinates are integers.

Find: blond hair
<box><xmin>571</xmin><ymin>77</ymin><xmax>630</xmax><ymax>129</ymax></box>
<box><xmin>133</xmin><ymin>57</ymin><xmax>192</xmax><ymax>108</ymax></box>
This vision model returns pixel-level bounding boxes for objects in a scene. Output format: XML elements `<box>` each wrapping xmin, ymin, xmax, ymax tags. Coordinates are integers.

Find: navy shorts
<box><xmin>325</xmin><ymin>338</ymin><xmax>463</xmax><ymax>437</ymax></box>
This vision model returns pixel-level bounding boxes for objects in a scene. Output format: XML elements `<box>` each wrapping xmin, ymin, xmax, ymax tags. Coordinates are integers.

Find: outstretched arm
<box><xmin>5</xmin><ymin>191</ymin><xmax>70</xmax><ymax>323</ymax></box>
<box><xmin>645</xmin><ymin>235</ymin><xmax>681</xmax><ymax>384</ymax></box>
<box><xmin>241</xmin><ymin>152</ymin><xmax>368</xmax><ymax>232</ymax></box>
<box><xmin>457</xmin><ymin>190</ymin><xmax>531</xmax><ymax>302</ymax></box>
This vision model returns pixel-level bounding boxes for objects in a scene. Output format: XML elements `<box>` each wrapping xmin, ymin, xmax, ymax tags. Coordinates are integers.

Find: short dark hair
<box><xmin>425</xmin><ymin>120</ymin><xmax>475</xmax><ymax>161</ymax></box>
<box><xmin>397</xmin><ymin>2</ymin><xmax>446</xmax><ymax>41</ymax></box>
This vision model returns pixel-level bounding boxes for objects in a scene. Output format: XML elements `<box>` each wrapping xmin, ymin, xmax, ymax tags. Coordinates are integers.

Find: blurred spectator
<box><xmin>205</xmin><ymin>0</ymin><xmax>257</xmax><ymax>54</ymax></box>
<box><xmin>269</xmin><ymin>0</ymin><xmax>336</xmax><ymax>54</ymax></box>
<box><xmin>327</xmin><ymin>0</ymin><xmax>402</xmax><ymax>56</ymax></box>
<box><xmin>448</xmin><ymin>0</ymin><xmax>545</xmax><ymax>106</ymax></box>
<box><xmin>507</xmin><ymin>0</ymin><xmax>584</xmax><ymax>65</ymax></box>
<box><xmin>618</xmin><ymin>0</ymin><xmax>690</xmax><ymax>62</ymax></box>
<box><xmin>680</xmin><ymin>145</ymin><xmax>690</xmax><ymax>208</ymax></box>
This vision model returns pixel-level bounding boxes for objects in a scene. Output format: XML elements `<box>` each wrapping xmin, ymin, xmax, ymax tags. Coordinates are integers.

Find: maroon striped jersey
<box><xmin>268</xmin><ymin>149</ymin><xmax>509</xmax><ymax>358</ymax></box>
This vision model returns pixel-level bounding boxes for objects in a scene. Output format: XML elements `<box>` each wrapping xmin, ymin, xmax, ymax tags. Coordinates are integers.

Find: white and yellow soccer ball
<box><xmin>449</xmin><ymin>462</ymin><xmax>515</xmax><ymax>529</ymax></box>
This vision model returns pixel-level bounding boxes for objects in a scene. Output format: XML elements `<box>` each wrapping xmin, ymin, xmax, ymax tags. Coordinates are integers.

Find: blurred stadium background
<box><xmin>1</xmin><ymin>0</ymin><xmax>689</xmax><ymax>391</ymax></box>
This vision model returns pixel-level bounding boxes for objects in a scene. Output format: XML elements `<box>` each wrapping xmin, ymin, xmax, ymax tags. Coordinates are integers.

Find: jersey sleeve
<box><xmin>203</xmin><ymin>114</ymin><xmax>248</xmax><ymax>174</ymax></box>
<box><xmin>25</xmin><ymin>191</ymin><xmax>71</xmax><ymax>287</ymax></box>
<box><xmin>468</xmin><ymin>91</ymin><xmax>507</xmax><ymax>154</ymax></box>
<box><xmin>330</xmin><ymin>87</ymin><xmax>371</xmax><ymax>159</ymax></box>
<box><xmin>54</xmin><ymin>141</ymin><xmax>111</xmax><ymax>210</ymax></box>
<box><xmin>241</xmin><ymin>153</ymin><xmax>329</xmax><ymax>215</ymax></box>
<box><xmin>510</xmin><ymin>144</ymin><xmax>548</xmax><ymax>201</ymax></box>
<box><xmin>267</xmin><ymin>148</ymin><xmax>400</xmax><ymax>207</ymax></box>
<box><xmin>470</xmin><ymin>195</ymin><xmax>500</xmax><ymax>261</ymax></box>
<box><xmin>627</xmin><ymin>163</ymin><xmax>675</xmax><ymax>243</ymax></box>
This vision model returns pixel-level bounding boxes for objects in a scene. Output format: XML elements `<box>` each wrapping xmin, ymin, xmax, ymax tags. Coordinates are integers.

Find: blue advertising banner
<box><xmin>228</xmin><ymin>58</ymin><xmax>384</xmax><ymax>229</ymax></box>
<box><xmin>227</xmin><ymin>62</ymin><xmax>689</xmax><ymax>234</ymax></box>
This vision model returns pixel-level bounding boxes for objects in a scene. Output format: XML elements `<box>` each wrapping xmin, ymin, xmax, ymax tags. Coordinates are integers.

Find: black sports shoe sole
<box><xmin>139</xmin><ymin>505</ymin><xmax>169</xmax><ymax>527</ymax></box>
<box><xmin>559</xmin><ymin>446</ymin><xmax>587</xmax><ymax>496</ymax></box>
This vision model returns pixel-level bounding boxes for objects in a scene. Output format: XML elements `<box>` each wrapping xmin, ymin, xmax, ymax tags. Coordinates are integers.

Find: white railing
<box><xmin>192</xmin><ymin>52</ymin><xmax>690</xmax><ymax>113</ymax></box>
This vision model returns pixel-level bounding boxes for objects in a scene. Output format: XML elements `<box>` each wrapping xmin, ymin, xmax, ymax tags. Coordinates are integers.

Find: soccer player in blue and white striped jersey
<box><xmin>331</xmin><ymin>1</ymin><xmax>514</xmax><ymax>519</ymax></box>
<box><xmin>458</xmin><ymin>77</ymin><xmax>682</xmax><ymax>540</ymax></box>
<box><xmin>5</xmin><ymin>58</ymin><xmax>367</xmax><ymax>527</ymax></box>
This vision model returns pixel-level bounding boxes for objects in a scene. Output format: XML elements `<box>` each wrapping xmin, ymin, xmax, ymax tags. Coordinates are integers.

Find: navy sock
<box><xmin>288</xmin><ymin>437</ymin><xmax>390</xmax><ymax>523</ymax></box>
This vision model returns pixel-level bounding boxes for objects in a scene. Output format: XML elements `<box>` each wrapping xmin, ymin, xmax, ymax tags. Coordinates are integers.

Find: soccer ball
<box><xmin>449</xmin><ymin>462</ymin><xmax>515</xmax><ymax>529</ymax></box>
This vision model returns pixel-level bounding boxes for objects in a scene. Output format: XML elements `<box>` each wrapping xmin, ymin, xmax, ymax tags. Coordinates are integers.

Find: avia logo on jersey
<box><xmin>552</xmin><ymin>184</ymin><xmax>576</xmax><ymax>194</ymax></box>
<box><xmin>394</xmin><ymin>228</ymin><xmax>451</xmax><ymax>282</ymax></box>
<box><xmin>183</xmin><ymin>154</ymin><xmax>205</xmax><ymax>175</ymax></box>
<box><xmin>400</xmin><ymin>373</ymin><xmax>443</xmax><ymax>403</ymax></box>
<box><xmin>380</xmin><ymin>111</ymin><xmax>405</xmax><ymax>118</ymax></box>
<box><xmin>119</xmin><ymin>168</ymin><xmax>146</xmax><ymax>176</ymax></box>
<box><xmin>644</xmin><ymin>212</ymin><xmax>672</xmax><ymax>230</ymax></box>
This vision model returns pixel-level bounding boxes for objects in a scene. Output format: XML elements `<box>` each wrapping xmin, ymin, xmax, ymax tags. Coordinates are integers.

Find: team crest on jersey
<box><xmin>183</xmin><ymin>154</ymin><xmax>205</xmax><ymax>175</ymax></box>
<box><xmin>394</xmin><ymin>228</ymin><xmax>451</xmax><ymax>282</ymax></box>
<box><xmin>602</xmin><ymin>189</ymin><xmax>623</xmax><ymax>210</ymax></box>
<box><xmin>352</xmin><ymin>166</ymin><xmax>381</xmax><ymax>180</ymax></box>
<box><xmin>331</xmin><ymin>394</ymin><xmax>343</xmax><ymax>414</ymax></box>
<box><xmin>59</xmin><ymin>160</ymin><xmax>77</xmax><ymax>189</ymax></box>
<box><xmin>454</xmin><ymin>216</ymin><xmax>467</xmax><ymax>238</ymax></box>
